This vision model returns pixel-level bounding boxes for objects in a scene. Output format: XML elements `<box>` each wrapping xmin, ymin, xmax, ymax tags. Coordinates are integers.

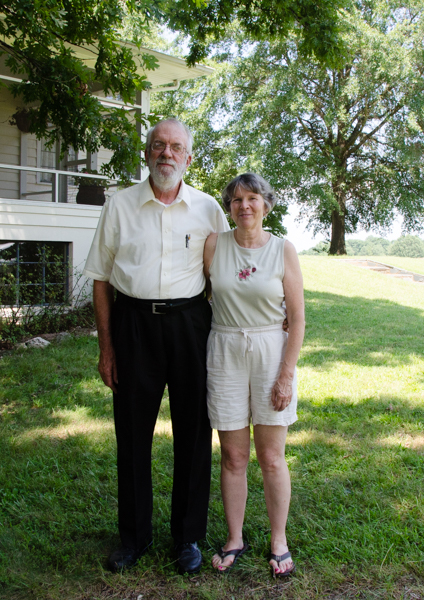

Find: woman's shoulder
<box><xmin>218</xmin><ymin>229</ymin><xmax>234</xmax><ymax>239</ymax></box>
<box><xmin>269</xmin><ymin>233</ymin><xmax>286</xmax><ymax>244</ymax></box>
<box><xmin>268</xmin><ymin>233</ymin><xmax>287</xmax><ymax>252</ymax></box>
<box><xmin>213</xmin><ymin>229</ymin><xmax>234</xmax><ymax>247</ymax></box>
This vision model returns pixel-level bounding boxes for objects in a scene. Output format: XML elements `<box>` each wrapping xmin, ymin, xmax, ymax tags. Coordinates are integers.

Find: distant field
<box><xmin>336</xmin><ymin>255</ymin><xmax>424</xmax><ymax>275</ymax></box>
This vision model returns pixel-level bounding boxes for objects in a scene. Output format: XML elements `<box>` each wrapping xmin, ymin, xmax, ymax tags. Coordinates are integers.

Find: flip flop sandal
<box><xmin>270</xmin><ymin>551</ymin><xmax>296</xmax><ymax>578</ymax></box>
<box><xmin>215</xmin><ymin>543</ymin><xmax>250</xmax><ymax>573</ymax></box>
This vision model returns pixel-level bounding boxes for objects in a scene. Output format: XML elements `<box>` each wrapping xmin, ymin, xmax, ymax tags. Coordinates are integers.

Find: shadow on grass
<box><xmin>206</xmin><ymin>396</ymin><xmax>424</xmax><ymax>574</ymax></box>
<box><xmin>0</xmin><ymin>337</ymin><xmax>113</xmax><ymax>433</ymax></box>
<box><xmin>301</xmin><ymin>290</ymin><xmax>424</xmax><ymax>368</ymax></box>
<box><xmin>1</xmin><ymin>296</ymin><xmax>424</xmax><ymax>598</ymax></box>
<box><xmin>1</xmin><ymin>392</ymin><xmax>424</xmax><ymax>597</ymax></box>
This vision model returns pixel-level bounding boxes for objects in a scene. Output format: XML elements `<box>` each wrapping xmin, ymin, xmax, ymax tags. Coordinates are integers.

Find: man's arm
<box><xmin>93</xmin><ymin>280</ymin><xmax>118</xmax><ymax>393</ymax></box>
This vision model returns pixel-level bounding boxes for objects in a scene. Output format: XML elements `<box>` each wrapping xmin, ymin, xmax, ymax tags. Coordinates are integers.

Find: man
<box><xmin>83</xmin><ymin>119</ymin><xmax>229</xmax><ymax>574</ymax></box>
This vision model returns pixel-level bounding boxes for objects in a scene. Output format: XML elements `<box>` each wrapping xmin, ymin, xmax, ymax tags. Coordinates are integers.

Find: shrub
<box><xmin>0</xmin><ymin>268</ymin><xmax>95</xmax><ymax>345</ymax></box>
<box><xmin>388</xmin><ymin>235</ymin><xmax>424</xmax><ymax>258</ymax></box>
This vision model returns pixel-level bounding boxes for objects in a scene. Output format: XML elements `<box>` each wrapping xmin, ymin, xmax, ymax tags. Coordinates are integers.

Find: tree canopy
<box><xmin>0</xmin><ymin>0</ymin><xmax>349</xmax><ymax>185</ymax></box>
<box><xmin>153</xmin><ymin>1</ymin><xmax>424</xmax><ymax>252</ymax></box>
<box><xmin>0</xmin><ymin>0</ymin><xmax>162</xmax><ymax>182</ymax></box>
<box><xmin>165</xmin><ymin>0</ymin><xmax>350</xmax><ymax>67</ymax></box>
<box><xmin>389</xmin><ymin>235</ymin><xmax>424</xmax><ymax>258</ymax></box>
<box><xmin>301</xmin><ymin>235</ymin><xmax>424</xmax><ymax>258</ymax></box>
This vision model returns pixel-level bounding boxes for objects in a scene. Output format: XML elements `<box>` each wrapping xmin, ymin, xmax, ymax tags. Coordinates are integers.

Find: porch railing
<box><xmin>0</xmin><ymin>163</ymin><xmax>137</xmax><ymax>204</ymax></box>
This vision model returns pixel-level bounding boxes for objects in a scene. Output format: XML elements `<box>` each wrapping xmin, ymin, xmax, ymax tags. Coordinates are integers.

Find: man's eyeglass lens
<box><xmin>151</xmin><ymin>141</ymin><xmax>186</xmax><ymax>155</ymax></box>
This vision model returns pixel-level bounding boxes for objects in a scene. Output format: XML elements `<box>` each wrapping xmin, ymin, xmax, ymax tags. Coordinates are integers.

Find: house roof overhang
<box><xmin>73</xmin><ymin>43</ymin><xmax>213</xmax><ymax>89</ymax></box>
<box><xmin>0</xmin><ymin>26</ymin><xmax>213</xmax><ymax>89</ymax></box>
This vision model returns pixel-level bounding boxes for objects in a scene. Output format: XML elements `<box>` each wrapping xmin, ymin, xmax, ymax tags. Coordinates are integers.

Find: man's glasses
<box><xmin>150</xmin><ymin>141</ymin><xmax>187</xmax><ymax>155</ymax></box>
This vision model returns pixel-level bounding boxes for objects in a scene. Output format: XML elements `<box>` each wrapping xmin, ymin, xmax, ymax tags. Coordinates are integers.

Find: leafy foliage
<box><xmin>153</xmin><ymin>2</ymin><xmax>424</xmax><ymax>253</ymax></box>
<box><xmin>388</xmin><ymin>235</ymin><xmax>424</xmax><ymax>258</ymax></box>
<box><xmin>151</xmin><ymin>63</ymin><xmax>289</xmax><ymax>237</ymax></box>
<box><xmin>0</xmin><ymin>0</ymin><xmax>164</xmax><ymax>183</ymax></box>
<box><xmin>301</xmin><ymin>235</ymin><xmax>424</xmax><ymax>258</ymax></box>
<box><xmin>164</xmin><ymin>0</ymin><xmax>350</xmax><ymax>67</ymax></box>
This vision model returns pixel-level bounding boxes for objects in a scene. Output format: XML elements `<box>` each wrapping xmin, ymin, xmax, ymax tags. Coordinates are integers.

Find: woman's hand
<box><xmin>271</xmin><ymin>375</ymin><xmax>293</xmax><ymax>412</ymax></box>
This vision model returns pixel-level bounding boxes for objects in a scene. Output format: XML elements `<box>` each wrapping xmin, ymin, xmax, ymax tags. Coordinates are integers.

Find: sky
<box><xmin>283</xmin><ymin>205</ymin><xmax>406</xmax><ymax>253</ymax></box>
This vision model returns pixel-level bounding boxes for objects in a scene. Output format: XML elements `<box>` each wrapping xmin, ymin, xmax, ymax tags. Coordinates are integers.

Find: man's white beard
<box><xmin>149</xmin><ymin>156</ymin><xmax>187</xmax><ymax>191</ymax></box>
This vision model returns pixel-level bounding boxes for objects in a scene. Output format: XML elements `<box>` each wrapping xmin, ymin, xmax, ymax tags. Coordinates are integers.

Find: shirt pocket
<box><xmin>183</xmin><ymin>233</ymin><xmax>205</xmax><ymax>270</ymax></box>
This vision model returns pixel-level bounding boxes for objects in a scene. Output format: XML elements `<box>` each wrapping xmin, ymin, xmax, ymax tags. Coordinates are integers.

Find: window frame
<box><xmin>0</xmin><ymin>241</ymin><xmax>70</xmax><ymax>307</ymax></box>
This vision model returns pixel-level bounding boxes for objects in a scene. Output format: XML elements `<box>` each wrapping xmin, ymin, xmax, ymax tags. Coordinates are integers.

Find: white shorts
<box><xmin>206</xmin><ymin>322</ymin><xmax>298</xmax><ymax>431</ymax></box>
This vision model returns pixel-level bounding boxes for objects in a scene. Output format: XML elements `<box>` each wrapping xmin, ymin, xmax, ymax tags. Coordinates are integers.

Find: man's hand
<box><xmin>271</xmin><ymin>376</ymin><xmax>293</xmax><ymax>412</ymax></box>
<box><xmin>93</xmin><ymin>280</ymin><xmax>118</xmax><ymax>393</ymax></box>
<box><xmin>98</xmin><ymin>347</ymin><xmax>118</xmax><ymax>393</ymax></box>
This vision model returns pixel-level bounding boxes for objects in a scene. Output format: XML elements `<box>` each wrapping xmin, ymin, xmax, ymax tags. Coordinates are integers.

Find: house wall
<box><xmin>0</xmin><ymin>87</ymin><xmax>151</xmax><ymax>202</ymax></box>
<box><xmin>0</xmin><ymin>88</ymin><xmax>55</xmax><ymax>200</ymax></box>
<box><xmin>0</xmin><ymin>199</ymin><xmax>103</xmax><ymax>300</ymax></box>
<box><xmin>0</xmin><ymin>87</ymin><xmax>20</xmax><ymax>199</ymax></box>
<box><xmin>0</xmin><ymin>87</ymin><xmax>150</xmax><ymax>304</ymax></box>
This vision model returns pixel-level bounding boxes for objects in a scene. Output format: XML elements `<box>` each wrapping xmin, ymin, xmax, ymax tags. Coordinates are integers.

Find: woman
<box><xmin>204</xmin><ymin>173</ymin><xmax>305</xmax><ymax>577</ymax></box>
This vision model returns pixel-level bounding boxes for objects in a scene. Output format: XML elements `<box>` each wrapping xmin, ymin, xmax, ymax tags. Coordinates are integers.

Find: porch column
<box><xmin>19</xmin><ymin>132</ymin><xmax>27</xmax><ymax>199</ymax></box>
<box><xmin>135</xmin><ymin>90</ymin><xmax>150</xmax><ymax>181</ymax></box>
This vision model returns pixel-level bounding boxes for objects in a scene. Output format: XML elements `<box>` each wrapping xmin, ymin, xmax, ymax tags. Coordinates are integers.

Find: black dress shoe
<box><xmin>107</xmin><ymin>542</ymin><xmax>152</xmax><ymax>572</ymax></box>
<box><xmin>175</xmin><ymin>542</ymin><xmax>202</xmax><ymax>574</ymax></box>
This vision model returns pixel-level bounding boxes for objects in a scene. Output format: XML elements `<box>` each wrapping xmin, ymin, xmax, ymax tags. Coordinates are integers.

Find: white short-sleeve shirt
<box><xmin>83</xmin><ymin>177</ymin><xmax>229</xmax><ymax>299</ymax></box>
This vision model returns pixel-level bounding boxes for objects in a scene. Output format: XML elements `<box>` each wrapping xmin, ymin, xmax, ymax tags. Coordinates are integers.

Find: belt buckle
<box><xmin>152</xmin><ymin>302</ymin><xmax>166</xmax><ymax>314</ymax></box>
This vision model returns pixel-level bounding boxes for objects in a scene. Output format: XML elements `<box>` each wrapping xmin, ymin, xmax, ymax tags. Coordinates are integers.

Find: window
<box><xmin>38</xmin><ymin>139</ymin><xmax>56</xmax><ymax>183</ymax></box>
<box><xmin>37</xmin><ymin>140</ymin><xmax>78</xmax><ymax>184</ymax></box>
<box><xmin>0</xmin><ymin>241</ymin><xmax>70</xmax><ymax>306</ymax></box>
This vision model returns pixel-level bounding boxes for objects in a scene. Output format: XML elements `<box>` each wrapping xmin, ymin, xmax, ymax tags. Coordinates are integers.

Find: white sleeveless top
<box><xmin>209</xmin><ymin>230</ymin><xmax>286</xmax><ymax>328</ymax></box>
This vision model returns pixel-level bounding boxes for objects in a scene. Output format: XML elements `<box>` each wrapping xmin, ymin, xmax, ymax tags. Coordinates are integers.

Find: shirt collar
<box><xmin>138</xmin><ymin>177</ymin><xmax>191</xmax><ymax>208</ymax></box>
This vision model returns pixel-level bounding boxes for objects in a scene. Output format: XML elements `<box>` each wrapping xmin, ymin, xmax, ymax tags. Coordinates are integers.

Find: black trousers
<box><xmin>111</xmin><ymin>292</ymin><xmax>212</xmax><ymax>549</ymax></box>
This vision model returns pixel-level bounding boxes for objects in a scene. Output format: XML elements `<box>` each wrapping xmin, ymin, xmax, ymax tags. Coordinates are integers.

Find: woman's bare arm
<box><xmin>271</xmin><ymin>240</ymin><xmax>305</xmax><ymax>411</ymax></box>
<box><xmin>203</xmin><ymin>232</ymin><xmax>219</xmax><ymax>300</ymax></box>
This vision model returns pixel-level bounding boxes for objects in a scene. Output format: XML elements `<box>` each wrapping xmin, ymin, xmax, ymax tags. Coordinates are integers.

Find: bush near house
<box><xmin>0</xmin><ymin>243</ymin><xmax>95</xmax><ymax>345</ymax></box>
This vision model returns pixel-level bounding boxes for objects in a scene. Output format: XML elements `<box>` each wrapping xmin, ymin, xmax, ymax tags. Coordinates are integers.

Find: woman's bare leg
<box><xmin>212</xmin><ymin>426</ymin><xmax>251</xmax><ymax>570</ymax></box>
<box><xmin>254</xmin><ymin>424</ymin><xmax>294</xmax><ymax>575</ymax></box>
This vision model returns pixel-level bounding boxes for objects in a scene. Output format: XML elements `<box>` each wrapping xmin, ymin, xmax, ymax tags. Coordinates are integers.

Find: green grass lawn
<box><xmin>0</xmin><ymin>256</ymin><xmax>423</xmax><ymax>600</ymax></box>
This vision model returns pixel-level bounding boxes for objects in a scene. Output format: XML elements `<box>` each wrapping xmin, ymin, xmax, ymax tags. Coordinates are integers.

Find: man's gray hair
<box><xmin>145</xmin><ymin>118</ymin><xmax>193</xmax><ymax>154</ymax></box>
<box><xmin>221</xmin><ymin>173</ymin><xmax>278</xmax><ymax>214</ymax></box>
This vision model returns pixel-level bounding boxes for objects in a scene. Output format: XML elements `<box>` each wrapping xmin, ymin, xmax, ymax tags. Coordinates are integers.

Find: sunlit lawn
<box><xmin>0</xmin><ymin>256</ymin><xmax>423</xmax><ymax>599</ymax></box>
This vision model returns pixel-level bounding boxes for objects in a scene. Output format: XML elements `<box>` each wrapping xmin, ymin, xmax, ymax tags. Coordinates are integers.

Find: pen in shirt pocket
<box><xmin>185</xmin><ymin>234</ymin><xmax>191</xmax><ymax>248</ymax></box>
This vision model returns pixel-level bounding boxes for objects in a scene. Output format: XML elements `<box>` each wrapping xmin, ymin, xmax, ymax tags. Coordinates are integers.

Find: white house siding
<box><xmin>0</xmin><ymin>87</ymin><xmax>20</xmax><ymax>199</ymax></box>
<box><xmin>0</xmin><ymin>199</ymin><xmax>102</xmax><ymax>301</ymax></box>
<box><xmin>0</xmin><ymin>88</ymin><xmax>55</xmax><ymax>201</ymax></box>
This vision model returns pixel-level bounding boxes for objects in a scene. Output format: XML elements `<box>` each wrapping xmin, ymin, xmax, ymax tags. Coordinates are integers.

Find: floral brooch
<box><xmin>237</xmin><ymin>266</ymin><xmax>257</xmax><ymax>280</ymax></box>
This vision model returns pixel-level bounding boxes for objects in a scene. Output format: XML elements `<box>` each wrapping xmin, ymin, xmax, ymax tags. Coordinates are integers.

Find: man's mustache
<box><xmin>155</xmin><ymin>158</ymin><xmax>177</xmax><ymax>168</ymax></box>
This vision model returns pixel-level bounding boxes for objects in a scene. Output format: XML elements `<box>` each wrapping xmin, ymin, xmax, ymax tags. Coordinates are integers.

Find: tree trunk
<box><xmin>329</xmin><ymin>178</ymin><xmax>347</xmax><ymax>255</ymax></box>
<box><xmin>329</xmin><ymin>208</ymin><xmax>347</xmax><ymax>255</ymax></box>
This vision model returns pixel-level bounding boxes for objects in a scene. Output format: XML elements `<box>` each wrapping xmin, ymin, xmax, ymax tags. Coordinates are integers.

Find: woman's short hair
<box><xmin>145</xmin><ymin>118</ymin><xmax>193</xmax><ymax>155</ymax></box>
<box><xmin>221</xmin><ymin>173</ymin><xmax>278</xmax><ymax>214</ymax></box>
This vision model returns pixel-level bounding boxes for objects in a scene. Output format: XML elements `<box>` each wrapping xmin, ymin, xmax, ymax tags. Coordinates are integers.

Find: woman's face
<box><xmin>230</xmin><ymin>186</ymin><xmax>267</xmax><ymax>229</ymax></box>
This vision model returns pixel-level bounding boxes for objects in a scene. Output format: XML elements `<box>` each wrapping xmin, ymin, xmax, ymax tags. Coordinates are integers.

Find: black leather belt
<box><xmin>117</xmin><ymin>290</ymin><xmax>206</xmax><ymax>315</ymax></box>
